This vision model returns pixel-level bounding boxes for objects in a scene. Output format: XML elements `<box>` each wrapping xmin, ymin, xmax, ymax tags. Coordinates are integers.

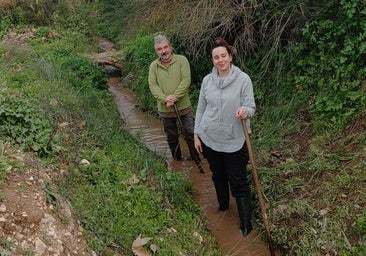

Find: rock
<box><xmin>35</xmin><ymin>237</ymin><xmax>47</xmax><ymax>255</ymax></box>
<box><xmin>0</xmin><ymin>204</ymin><xmax>6</xmax><ymax>212</ymax></box>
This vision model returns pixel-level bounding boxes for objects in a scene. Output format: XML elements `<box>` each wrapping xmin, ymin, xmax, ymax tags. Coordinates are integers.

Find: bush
<box><xmin>0</xmin><ymin>92</ymin><xmax>60</xmax><ymax>156</ymax></box>
<box><xmin>42</xmin><ymin>48</ymin><xmax>108</xmax><ymax>91</ymax></box>
<box><xmin>122</xmin><ymin>33</ymin><xmax>158</xmax><ymax>113</ymax></box>
<box><xmin>295</xmin><ymin>0</ymin><xmax>366</xmax><ymax>131</ymax></box>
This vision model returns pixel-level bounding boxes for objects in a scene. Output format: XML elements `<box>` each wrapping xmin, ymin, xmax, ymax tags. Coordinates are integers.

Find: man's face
<box><xmin>155</xmin><ymin>41</ymin><xmax>172</xmax><ymax>62</ymax></box>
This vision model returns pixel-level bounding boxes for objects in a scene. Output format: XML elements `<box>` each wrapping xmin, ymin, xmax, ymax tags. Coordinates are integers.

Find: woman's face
<box><xmin>212</xmin><ymin>46</ymin><xmax>232</xmax><ymax>75</ymax></box>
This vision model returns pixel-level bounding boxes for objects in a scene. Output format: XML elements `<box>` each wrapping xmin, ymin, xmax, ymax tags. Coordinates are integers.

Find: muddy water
<box><xmin>108</xmin><ymin>77</ymin><xmax>276</xmax><ymax>256</ymax></box>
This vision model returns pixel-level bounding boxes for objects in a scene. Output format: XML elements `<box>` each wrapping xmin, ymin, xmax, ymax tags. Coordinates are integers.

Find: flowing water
<box><xmin>108</xmin><ymin>77</ymin><xmax>277</xmax><ymax>256</ymax></box>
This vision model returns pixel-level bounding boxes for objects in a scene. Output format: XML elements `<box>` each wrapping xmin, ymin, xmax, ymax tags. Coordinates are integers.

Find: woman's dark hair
<box><xmin>212</xmin><ymin>37</ymin><xmax>236</xmax><ymax>55</ymax></box>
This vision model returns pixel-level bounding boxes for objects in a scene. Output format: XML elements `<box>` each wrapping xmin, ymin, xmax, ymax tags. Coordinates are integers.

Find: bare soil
<box><xmin>0</xmin><ymin>28</ymin><xmax>95</xmax><ymax>256</ymax></box>
<box><xmin>0</xmin><ymin>144</ymin><xmax>94</xmax><ymax>256</ymax></box>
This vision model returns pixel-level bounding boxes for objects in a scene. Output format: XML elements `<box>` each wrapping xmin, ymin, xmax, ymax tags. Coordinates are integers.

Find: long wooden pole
<box><xmin>241</xmin><ymin>119</ymin><xmax>276</xmax><ymax>256</ymax></box>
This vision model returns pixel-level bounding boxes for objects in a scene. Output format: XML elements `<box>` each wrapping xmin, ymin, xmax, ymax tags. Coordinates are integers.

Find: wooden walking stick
<box><xmin>173</xmin><ymin>103</ymin><xmax>204</xmax><ymax>173</ymax></box>
<box><xmin>241</xmin><ymin>119</ymin><xmax>276</xmax><ymax>256</ymax></box>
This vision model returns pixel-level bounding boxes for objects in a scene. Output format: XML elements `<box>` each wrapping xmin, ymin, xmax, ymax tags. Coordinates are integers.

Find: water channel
<box><xmin>108</xmin><ymin>77</ymin><xmax>276</xmax><ymax>256</ymax></box>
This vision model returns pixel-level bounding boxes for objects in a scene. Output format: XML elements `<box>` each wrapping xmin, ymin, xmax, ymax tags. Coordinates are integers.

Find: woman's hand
<box><xmin>235</xmin><ymin>107</ymin><xmax>248</xmax><ymax>119</ymax></box>
<box><xmin>194</xmin><ymin>133</ymin><xmax>202</xmax><ymax>154</ymax></box>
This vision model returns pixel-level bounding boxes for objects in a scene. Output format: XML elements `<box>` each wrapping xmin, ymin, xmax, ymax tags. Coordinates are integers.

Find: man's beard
<box><xmin>161</xmin><ymin>53</ymin><xmax>170</xmax><ymax>62</ymax></box>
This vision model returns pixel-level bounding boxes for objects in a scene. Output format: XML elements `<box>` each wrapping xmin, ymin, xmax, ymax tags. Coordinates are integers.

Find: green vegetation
<box><xmin>1</xmin><ymin>0</ymin><xmax>365</xmax><ymax>255</ymax></box>
<box><xmin>0</xmin><ymin>3</ymin><xmax>220</xmax><ymax>255</ymax></box>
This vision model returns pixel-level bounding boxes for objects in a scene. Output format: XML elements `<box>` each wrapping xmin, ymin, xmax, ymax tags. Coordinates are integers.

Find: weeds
<box><xmin>0</xmin><ymin>20</ymin><xmax>221</xmax><ymax>255</ymax></box>
<box><xmin>0</xmin><ymin>143</ymin><xmax>15</xmax><ymax>187</ymax></box>
<box><xmin>0</xmin><ymin>92</ymin><xmax>60</xmax><ymax>156</ymax></box>
<box><xmin>1</xmin><ymin>0</ymin><xmax>365</xmax><ymax>255</ymax></box>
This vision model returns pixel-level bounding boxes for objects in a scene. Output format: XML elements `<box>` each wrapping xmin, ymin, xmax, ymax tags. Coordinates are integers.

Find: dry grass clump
<box><xmin>176</xmin><ymin>1</ymin><xmax>307</xmax><ymax>66</ymax></box>
<box><xmin>123</xmin><ymin>0</ymin><xmax>310</xmax><ymax>76</ymax></box>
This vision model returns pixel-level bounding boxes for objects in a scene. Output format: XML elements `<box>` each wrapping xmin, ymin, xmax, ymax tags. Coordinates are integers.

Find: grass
<box><xmin>0</xmin><ymin>25</ymin><xmax>222</xmax><ymax>255</ymax></box>
<box><xmin>1</xmin><ymin>0</ymin><xmax>365</xmax><ymax>255</ymax></box>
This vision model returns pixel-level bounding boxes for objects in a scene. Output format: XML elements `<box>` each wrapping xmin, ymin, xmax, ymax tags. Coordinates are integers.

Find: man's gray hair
<box><xmin>154</xmin><ymin>34</ymin><xmax>170</xmax><ymax>48</ymax></box>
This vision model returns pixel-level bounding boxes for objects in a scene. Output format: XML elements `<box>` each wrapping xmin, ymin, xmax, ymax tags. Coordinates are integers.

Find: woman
<box><xmin>194</xmin><ymin>38</ymin><xmax>256</xmax><ymax>236</ymax></box>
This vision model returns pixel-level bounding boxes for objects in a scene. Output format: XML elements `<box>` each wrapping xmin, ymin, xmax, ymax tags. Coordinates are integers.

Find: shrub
<box><xmin>42</xmin><ymin>48</ymin><xmax>108</xmax><ymax>91</ymax></box>
<box><xmin>295</xmin><ymin>0</ymin><xmax>366</xmax><ymax>131</ymax></box>
<box><xmin>122</xmin><ymin>33</ymin><xmax>158</xmax><ymax>113</ymax></box>
<box><xmin>0</xmin><ymin>92</ymin><xmax>60</xmax><ymax>156</ymax></box>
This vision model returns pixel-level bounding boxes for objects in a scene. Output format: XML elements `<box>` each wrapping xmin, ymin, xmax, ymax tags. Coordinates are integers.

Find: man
<box><xmin>148</xmin><ymin>34</ymin><xmax>197</xmax><ymax>161</ymax></box>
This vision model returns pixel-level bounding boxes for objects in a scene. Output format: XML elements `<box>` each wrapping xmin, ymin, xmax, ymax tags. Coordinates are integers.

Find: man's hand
<box><xmin>166</xmin><ymin>94</ymin><xmax>178</xmax><ymax>108</ymax></box>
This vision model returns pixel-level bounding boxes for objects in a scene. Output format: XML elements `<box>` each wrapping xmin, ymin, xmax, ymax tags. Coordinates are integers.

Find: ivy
<box><xmin>0</xmin><ymin>92</ymin><xmax>60</xmax><ymax>156</ymax></box>
<box><xmin>295</xmin><ymin>0</ymin><xmax>366</xmax><ymax>131</ymax></box>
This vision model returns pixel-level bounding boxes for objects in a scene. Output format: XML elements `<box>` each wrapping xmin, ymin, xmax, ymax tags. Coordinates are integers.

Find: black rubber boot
<box><xmin>214</xmin><ymin>181</ymin><xmax>230</xmax><ymax>212</ymax></box>
<box><xmin>236</xmin><ymin>195</ymin><xmax>253</xmax><ymax>236</ymax></box>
